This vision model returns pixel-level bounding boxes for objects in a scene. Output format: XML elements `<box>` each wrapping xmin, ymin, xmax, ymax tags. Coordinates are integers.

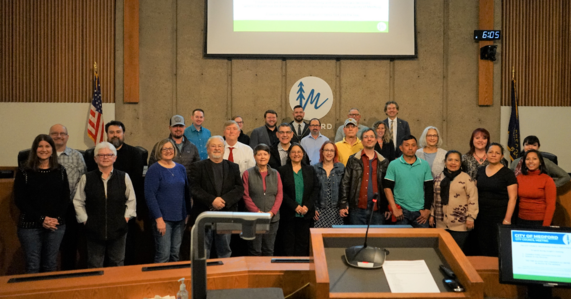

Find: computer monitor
<box><xmin>498</xmin><ymin>225</ymin><xmax>571</xmax><ymax>287</ymax></box>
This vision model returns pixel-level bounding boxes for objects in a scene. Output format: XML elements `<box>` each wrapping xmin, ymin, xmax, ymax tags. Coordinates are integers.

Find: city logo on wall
<box><xmin>289</xmin><ymin>76</ymin><xmax>333</xmax><ymax>120</ymax></box>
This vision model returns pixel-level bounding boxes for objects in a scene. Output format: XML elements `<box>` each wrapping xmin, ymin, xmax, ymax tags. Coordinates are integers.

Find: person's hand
<box><xmin>392</xmin><ymin>207</ymin><xmax>403</xmax><ymax>221</ymax></box>
<box><xmin>269</xmin><ymin>211</ymin><xmax>274</xmax><ymax>218</ymax></box>
<box><xmin>185</xmin><ymin>216</ymin><xmax>189</xmax><ymax>225</ymax></box>
<box><xmin>212</xmin><ymin>197</ymin><xmax>226</xmax><ymax>210</ymax></box>
<box><xmin>429</xmin><ymin>216</ymin><xmax>435</xmax><ymax>227</ymax></box>
<box><xmin>313</xmin><ymin>210</ymin><xmax>320</xmax><ymax>221</ymax></box>
<box><xmin>125</xmin><ymin>217</ymin><xmax>130</xmax><ymax>223</ymax></box>
<box><xmin>416</xmin><ymin>209</ymin><xmax>430</xmax><ymax>225</ymax></box>
<box><xmin>301</xmin><ymin>206</ymin><xmax>309</xmax><ymax>215</ymax></box>
<box><xmin>384</xmin><ymin>211</ymin><xmax>392</xmax><ymax>220</ymax></box>
<box><xmin>339</xmin><ymin>208</ymin><xmax>349</xmax><ymax>217</ymax></box>
<box><xmin>295</xmin><ymin>205</ymin><xmax>303</xmax><ymax>214</ymax></box>
<box><xmin>43</xmin><ymin>216</ymin><xmax>58</xmax><ymax>230</ymax></box>
<box><xmin>156</xmin><ymin>218</ymin><xmax>166</xmax><ymax>236</ymax></box>
<box><xmin>466</xmin><ymin>219</ymin><xmax>474</xmax><ymax>230</ymax></box>
<box><xmin>502</xmin><ymin>219</ymin><xmax>511</xmax><ymax>225</ymax></box>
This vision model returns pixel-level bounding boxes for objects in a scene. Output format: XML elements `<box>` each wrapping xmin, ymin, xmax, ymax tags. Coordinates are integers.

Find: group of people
<box><xmin>13</xmin><ymin>102</ymin><xmax>569</xmax><ymax>274</ymax></box>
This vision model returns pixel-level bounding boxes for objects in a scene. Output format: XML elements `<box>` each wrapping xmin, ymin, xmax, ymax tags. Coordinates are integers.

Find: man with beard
<box><xmin>383</xmin><ymin>135</ymin><xmax>433</xmax><ymax>228</ymax></box>
<box><xmin>339</xmin><ymin>129</ymin><xmax>389</xmax><ymax>225</ymax></box>
<box><xmin>189</xmin><ymin>136</ymin><xmax>244</xmax><ymax>258</ymax></box>
<box><xmin>289</xmin><ymin>105</ymin><xmax>310</xmax><ymax>144</ymax></box>
<box><xmin>250</xmin><ymin>110</ymin><xmax>279</xmax><ymax>148</ymax></box>
<box><xmin>300</xmin><ymin>118</ymin><xmax>329</xmax><ymax>165</ymax></box>
<box><xmin>149</xmin><ymin>115</ymin><xmax>200</xmax><ymax>179</ymax></box>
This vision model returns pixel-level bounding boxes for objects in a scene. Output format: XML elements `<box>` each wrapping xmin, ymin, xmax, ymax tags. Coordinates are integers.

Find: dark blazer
<box><xmin>189</xmin><ymin>159</ymin><xmax>244</xmax><ymax>225</ymax></box>
<box><xmin>277</xmin><ymin>163</ymin><xmax>320</xmax><ymax>220</ymax></box>
<box><xmin>382</xmin><ymin>117</ymin><xmax>411</xmax><ymax>157</ymax></box>
<box><xmin>250</xmin><ymin>125</ymin><xmax>272</xmax><ymax>148</ymax></box>
<box><xmin>289</xmin><ymin>121</ymin><xmax>310</xmax><ymax>144</ymax></box>
<box><xmin>269</xmin><ymin>141</ymin><xmax>310</xmax><ymax>170</ymax></box>
<box><xmin>374</xmin><ymin>141</ymin><xmax>396</xmax><ymax>161</ymax></box>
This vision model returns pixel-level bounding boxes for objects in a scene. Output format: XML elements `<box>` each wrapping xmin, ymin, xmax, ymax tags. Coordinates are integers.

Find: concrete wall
<box><xmin>115</xmin><ymin>0</ymin><xmax>505</xmax><ymax>155</ymax></box>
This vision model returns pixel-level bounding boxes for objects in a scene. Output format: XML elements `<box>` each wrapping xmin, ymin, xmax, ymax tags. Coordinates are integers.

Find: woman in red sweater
<box><xmin>516</xmin><ymin>150</ymin><xmax>556</xmax><ymax>227</ymax></box>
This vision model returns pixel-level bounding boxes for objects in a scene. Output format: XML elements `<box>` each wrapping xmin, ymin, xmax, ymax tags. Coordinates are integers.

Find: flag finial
<box><xmin>94</xmin><ymin>62</ymin><xmax>98</xmax><ymax>73</ymax></box>
<box><xmin>512</xmin><ymin>66</ymin><xmax>515</xmax><ymax>80</ymax></box>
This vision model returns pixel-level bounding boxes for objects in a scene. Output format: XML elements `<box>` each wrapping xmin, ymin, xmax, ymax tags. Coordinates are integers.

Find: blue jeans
<box><xmin>152</xmin><ymin>219</ymin><xmax>185</xmax><ymax>263</ymax></box>
<box><xmin>248</xmin><ymin>221</ymin><xmax>279</xmax><ymax>256</ymax></box>
<box><xmin>204</xmin><ymin>227</ymin><xmax>232</xmax><ymax>258</ymax></box>
<box><xmin>396</xmin><ymin>208</ymin><xmax>429</xmax><ymax>228</ymax></box>
<box><xmin>86</xmin><ymin>233</ymin><xmax>127</xmax><ymax>268</ymax></box>
<box><xmin>18</xmin><ymin>225</ymin><xmax>66</xmax><ymax>273</ymax></box>
<box><xmin>349</xmin><ymin>208</ymin><xmax>384</xmax><ymax>225</ymax></box>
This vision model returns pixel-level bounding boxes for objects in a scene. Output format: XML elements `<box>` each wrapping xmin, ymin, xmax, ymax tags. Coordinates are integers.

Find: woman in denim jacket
<box><xmin>313</xmin><ymin>141</ymin><xmax>345</xmax><ymax>227</ymax></box>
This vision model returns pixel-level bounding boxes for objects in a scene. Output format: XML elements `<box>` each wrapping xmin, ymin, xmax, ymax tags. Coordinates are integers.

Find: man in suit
<box><xmin>249</xmin><ymin>110</ymin><xmax>279</xmax><ymax>148</ymax></box>
<box><xmin>289</xmin><ymin>105</ymin><xmax>310</xmax><ymax>144</ymax></box>
<box><xmin>382</xmin><ymin>101</ymin><xmax>411</xmax><ymax>157</ymax></box>
<box><xmin>189</xmin><ymin>136</ymin><xmax>244</xmax><ymax>258</ymax></box>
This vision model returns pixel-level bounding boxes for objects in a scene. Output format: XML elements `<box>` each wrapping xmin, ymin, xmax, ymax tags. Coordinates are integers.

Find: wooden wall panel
<box><xmin>502</xmin><ymin>0</ymin><xmax>571</xmax><ymax>106</ymax></box>
<box><xmin>0</xmin><ymin>0</ymin><xmax>115</xmax><ymax>103</ymax></box>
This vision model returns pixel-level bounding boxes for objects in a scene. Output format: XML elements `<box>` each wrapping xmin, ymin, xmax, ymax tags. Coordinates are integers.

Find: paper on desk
<box><xmin>382</xmin><ymin>260</ymin><xmax>440</xmax><ymax>293</ymax></box>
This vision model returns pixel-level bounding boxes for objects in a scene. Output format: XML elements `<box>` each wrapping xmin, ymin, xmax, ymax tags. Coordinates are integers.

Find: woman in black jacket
<box><xmin>14</xmin><ymin>134</ymin><xmax>70</xmax><ymax>273</ymax></box>
<box><xmin>277</xmin><ymin>143</ymin><xmax>320</xmax><ymax>256</ymax></box>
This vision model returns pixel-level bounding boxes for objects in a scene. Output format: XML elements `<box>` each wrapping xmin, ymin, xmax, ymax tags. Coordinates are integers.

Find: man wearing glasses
<box><xmin>269</xmin><ymin>123</ymin><xmax>309</xmax><ymax>169</ymax></box>
<box><xmin>149</xmin><ymin>115</ymin><xmax>200</xmax><ymax>179</ymax></box>
<box><xmin>73</xmin><ymin>142</ymin><xmax>137</xmax><ymax>268</ymax></box>
<box><xmin>334</xmin><ymin>108</ymin><xmax>369</xmax><ymax>143</ymax></box>
<box><xmin>232</xmin><ymin>116</ymin><xmax>251</xmax><ymax>146</ymax></box>
<box><xmin>300</xmin><ymin>118</ymin><xmax>329</xmax><ymax>165</ymax></box>
<box><xmin>48</xmin><ymin>124</ymin><xmax>87</xmax><ymax>270</ymax></box>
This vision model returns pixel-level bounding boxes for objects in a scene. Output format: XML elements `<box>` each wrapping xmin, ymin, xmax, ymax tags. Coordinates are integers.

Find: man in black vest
<box><xmin>73</xmin><ymin>142</ymin><xmax>137</xmax><ymax>268</ymax></box>
<box><xmin>189</xmin><ymin>136</ymin><xmax>244</xmax><ymax>258</ymax></box>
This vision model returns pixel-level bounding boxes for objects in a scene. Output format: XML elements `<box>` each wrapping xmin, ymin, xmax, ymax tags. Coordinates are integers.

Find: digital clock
<box><xmin>474</xmin><ymin>30</ymin><xmax>501</xmax><ymax>41</ymax></box>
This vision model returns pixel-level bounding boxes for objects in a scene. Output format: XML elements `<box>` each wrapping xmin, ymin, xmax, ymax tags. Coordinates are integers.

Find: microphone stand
<box><xmin>344</xmin><ymin>193</ymin><xmax>390</xmax><ymax>269</ymax></box>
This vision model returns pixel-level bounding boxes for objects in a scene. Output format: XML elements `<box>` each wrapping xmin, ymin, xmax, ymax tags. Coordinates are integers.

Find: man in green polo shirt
<box><xmin>383</xmin><ymin>135</ymin><xmax>433</xmax><ymax>228</ymax></box>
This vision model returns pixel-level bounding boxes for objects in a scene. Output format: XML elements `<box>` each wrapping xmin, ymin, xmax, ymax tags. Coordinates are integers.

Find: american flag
<box><xmin>87</xmin><ymin>70</ymin><xmax>105</xmax><ymax>144</ymax></box>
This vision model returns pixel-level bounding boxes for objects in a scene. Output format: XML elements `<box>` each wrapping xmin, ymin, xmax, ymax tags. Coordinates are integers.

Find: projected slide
<box><xmin>511</xmin><ymin>230</ymin><xmax>571</xmax><ymax>283</ymax></box>
<box><xmin>233</xmin><ymin>0</ymin><xmax>389</xmax><ymax>33</ymax></box>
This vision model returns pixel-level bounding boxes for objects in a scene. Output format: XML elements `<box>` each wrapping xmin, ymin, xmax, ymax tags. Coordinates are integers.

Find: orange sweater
<box><xmin>516</xmin><ymin>170</ymin><xmax>556</xmax><ymax>226</ymax></box>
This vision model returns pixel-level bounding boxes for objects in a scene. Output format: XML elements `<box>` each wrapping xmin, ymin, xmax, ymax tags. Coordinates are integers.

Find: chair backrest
<box><xmin>17</xmin><ymin>149</ymin><xmax>31</xmax><ymax>170</ymax></box>
<box><xmin>541</xmin><ymin>151</ymin><xmax>558</xmax><ymax>165</ymax></box>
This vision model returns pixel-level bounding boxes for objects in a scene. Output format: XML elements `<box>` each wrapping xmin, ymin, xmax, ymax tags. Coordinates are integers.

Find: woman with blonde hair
<box><xmin>372</xmin><ymin>121</ymin><xmax>396</xmax><ymax>161</ymax></box>
<box><xmin>417</xmin><ymin>126</ymin><xmax>447</xmax><ymax>178</ymax></box>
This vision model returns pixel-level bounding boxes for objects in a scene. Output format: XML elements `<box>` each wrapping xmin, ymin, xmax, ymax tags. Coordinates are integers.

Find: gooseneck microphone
<box><xmin>344</xmin><ymin>193</ymin><xmax>390</xmax><ymax>269</ymax></box>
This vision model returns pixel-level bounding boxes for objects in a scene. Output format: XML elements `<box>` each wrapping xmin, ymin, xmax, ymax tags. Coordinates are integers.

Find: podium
<box><xmin>310</xmin><ymin>228</ymin><xmax>484</xmax><ymax>299</ymax></box>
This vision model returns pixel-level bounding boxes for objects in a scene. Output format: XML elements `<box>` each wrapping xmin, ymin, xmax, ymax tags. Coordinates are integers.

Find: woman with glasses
<box><xmin>278</xmin><ymin>143</ymin><xmax>319</xmax><ymax>256</ymax></box>
<box><xmin>416</xmin><ymin>126</ymin><xmax>447</xmax><ymax>178</ymax></box>
<box><xmin>14</xmin><ymin>134</ymin><xmax>70</xmax><ymax>273</ymax></box>
<box><xmin>145</xmin><ymin>139</ymin><xmax>191</xmax><ymax>263</ymax></box>
<box><xmin>313</xmin><ymin>141</ymin><xmax>345</xmax><ymax>228</ymax></box>
<box><xmin>372</xmin><ymin>121</ymin><xmax>396</xmax><ymax>161</ymax></box>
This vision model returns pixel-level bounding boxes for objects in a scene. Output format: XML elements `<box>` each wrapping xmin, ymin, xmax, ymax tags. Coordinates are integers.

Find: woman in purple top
<box><xmin>145</xmin><ymin>139</ymin><xmax>190</xmax><ymax>263</ymax></box>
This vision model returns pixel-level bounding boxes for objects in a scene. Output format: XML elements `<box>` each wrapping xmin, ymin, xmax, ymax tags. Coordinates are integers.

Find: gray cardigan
<box><xmin>416</xmin><ymin>148</ymin><xmax>447</xmax><ymax>179</ymax></box>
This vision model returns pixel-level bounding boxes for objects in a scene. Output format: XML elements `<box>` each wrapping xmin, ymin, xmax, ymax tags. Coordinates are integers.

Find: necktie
<box><xmin>391</xmin><ymin>120</ymin><xmax>396</xmax><ymax>147</ymax></box>
<box><xmin>298</xmin><ymin>124</ymin><xmax>302</xmax><ymax>136</ymax></box>
<box><xmin>228</xmin><ymin>147</ymin><xmax>234</xmax><ymax>163</ymax></box>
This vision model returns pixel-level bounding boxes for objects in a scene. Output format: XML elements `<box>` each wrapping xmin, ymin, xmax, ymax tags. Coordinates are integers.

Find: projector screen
<box><xmin>206</xmin><ymin>0</ymin><xmax>417</xmax><ymax>58</ymax></box>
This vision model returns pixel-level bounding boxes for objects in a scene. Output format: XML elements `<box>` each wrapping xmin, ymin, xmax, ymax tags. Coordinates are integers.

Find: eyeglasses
<box><xmin>427</xmin><ymin>134</ymin><xmax>439</xmax><ymax>138</ymax></box>
<box><xmin>348</xmin><ymin>113</ymin><xmax>360</xmax><ymax>117</ymax></box>
<box><xmin>309</xmin><ymin>124</ymin><xmax>320</xmax><ymax>127</ymax></box>
<box><xmin>50</xmin><ymin>133</ymin><xmax>67</xmax><ymax>137</ymax></box>
<box><xmin>162</xmin><ymin>148</ymin><xmax>175</xmax><ymax>152</ymax></box>
<box><xmin>235</xmin><ymin>121</ymin><xmax>244</xmax><ymax>124</ymax></box>
<box><xmin>278</xmin><ymin>131</ymin><xmax>292</xmax><ymax>135</ymax></box>
<box><xmin>96</xmin><ymin>154</ymin><xmax>115</xmax><ymax>158</ymax></box>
